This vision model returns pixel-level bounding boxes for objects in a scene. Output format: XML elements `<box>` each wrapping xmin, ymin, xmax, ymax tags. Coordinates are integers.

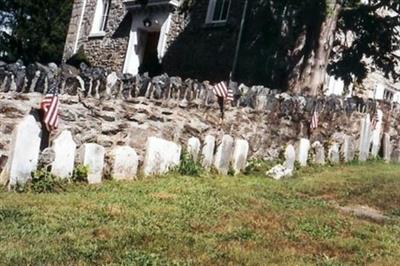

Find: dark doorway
<box><xmin>139</xmin><ymin>31</ymin><xmax>162</xmax><ymax>76</ymax></box>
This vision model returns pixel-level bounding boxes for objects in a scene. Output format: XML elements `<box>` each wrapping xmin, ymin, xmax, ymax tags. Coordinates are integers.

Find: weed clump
<box><xmin>176</xmin><ymin>150</ymin><xmax>203</xmax><ymax>177</ymax></box>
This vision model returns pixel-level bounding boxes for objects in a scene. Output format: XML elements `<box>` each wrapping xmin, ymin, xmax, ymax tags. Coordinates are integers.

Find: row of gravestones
<box><xmin>0</xmin><ymin>61</ymin><xmax>380</xmax><ymax>114</ymax></box>
<box><xmin>0</xmin><ymin>115</ymin><xmax>250</xmax><ymax>188</ymax></box>
<box><xmin>267</xmin><ymin>111</ymin><xmax>393</xmax><ymax>180</ymax></box>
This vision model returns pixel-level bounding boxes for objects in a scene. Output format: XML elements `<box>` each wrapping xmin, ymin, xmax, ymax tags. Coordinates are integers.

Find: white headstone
<box><xmin>359</xmin><ymin>114</ymin><xmax>371</xmax><ymax>161</ymax></box>
<box><xmin>312</xmin><ymin>141</ymin><xmax>325</xmax><ymax>165</ymax></box>
<box><xmin>328</xmin><ymin>143</ymin><xmax>340</xmax><ymax>164</ymax></box>
<box><xmin>51</xmin><ymin>130</ymin><xmax>76</xmax><ymax>179</ymax></box>
<box><xmin>2</xmin><ymin>115</ymin><xmax>41</xmax><ymax>187</ymax></box>
<box><xmin>201</xmin><ymin>135</ymin><xmax>215</xmax><ymax>169</ymax></box>
<box><xmin>214</xmin><ymin>135</ymin><xmax>234</xmax><ymax>175</ymax></box>
<box><xmin>370</xmin><ymin>110</ymin><xmax>383</xmax><ymax>157</ymax></box>
<box><xmin>297</xmin><ymin>138</ymin><xmax>310</xmax><ymax>167</ymax></box>
<box><xmin>187</xmin><ymin>137</ymin><xmax>201</xmax><ymax>162</ymax></box>
<box><xmin>231</xmin><ymin>139</ymin><xmax>249</xmax><ymax>175</ymax></box>
<box><xmin>143</xmin><ymin>137</ymin><xmax>181</xmax><ymax>176</ymax></box>
<box><xmin>106</xmin><ymin>72</ymin><xmax>119</xmax><ymax>96</ymax></box>
<box><xmin>80</xmin><ymin>143</ymin><xmax>105</xmax><ymax>184</ymax></box>
<box><xmin>284</xmin><ymin>144</ymin><xmax>296</xmax><ymax>170</ymax></box>
<box><xmin>111</xmin><ymin>146</ymin><xmax>139</xmax><ymax>181</ymax></box>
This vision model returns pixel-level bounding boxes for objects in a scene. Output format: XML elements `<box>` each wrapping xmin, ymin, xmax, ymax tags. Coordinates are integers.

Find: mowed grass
<box><xmin>1</xmin><ymin>161</ymin><xmax>400</xmax><ymax>265</ymax></box>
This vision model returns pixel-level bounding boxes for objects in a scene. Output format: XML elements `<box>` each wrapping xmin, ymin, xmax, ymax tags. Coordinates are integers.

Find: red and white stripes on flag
<box><xmin>213</xmin><ymin>81</ymin><xmax>234</xmax><ymax>102</ymax></box>
<box><xmin>310</xmin><ymin>108</ymin><xmax>319</xmax><ymax>130</ymax></box>
<box><xmin>40</xmin><ymin>93</ymin><xmax>59</xmax><ymax>131</ymax></box>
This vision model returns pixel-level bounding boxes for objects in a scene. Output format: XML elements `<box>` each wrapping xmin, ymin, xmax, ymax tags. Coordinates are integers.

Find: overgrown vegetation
<box><xmin>0</xmin><ymin>161</ymin><xmax>399</xmax><ymax>265</ymax></box>
<box><xmin>176</xmin><ymin>150</ymin><xmax>203</xmax><ymax>177</ymax></box>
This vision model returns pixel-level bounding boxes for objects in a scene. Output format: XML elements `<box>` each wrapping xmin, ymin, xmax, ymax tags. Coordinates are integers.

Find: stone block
<box><xmin>201</xmin><ymin>135</ymin><xmax>215</xmax><ymax>169</ymax></box>
<box><xmin>111</xmin><ymin>146</ymin><xmax>138</xmax><ymax>181</ymax></box>
<box><xmin>342</xmin><ymin>135</ymin><xmax>355</xmax><ymax>162</ymax></box>
<box><xmin>213</xmin><ymin>135</ymin><xmax>234</xmax><ymax>175</ymax></box>
<box><xmin>143</xmin><ymin>137</ymin><xmax>181</xmax><ymax>176</ymax></box>
<box><xmin>231</xmin><ymin>139</ymin><xmax>249</xmax><ymax>175</ymax></box>
<box><xmin>51</xmin><ymin>130</ymin><xmax>77</xmax><ymax>179</ymax></box>
<box><xmin>328</xmin><ymin>143</ymin><xmax>340</xmax><ymax>164</ymax></box>
<box><xmin>359</xmin><ymin>114</ymin><xmax>371</xmax><ymax>161</ymax></box>
<box><xmin>383</xmin><ymin>133</ymin><xmax>392</xmax><ymax>162</ymax></box>
<box><xmin>312</xmin><ymin>141</ymin><xmax>325</xmax><ymax>165</ymax></box>
<box><xmin>370</xmin><ymin>110</ymin><xmax>383</xmax><ymax>157</ymax></box>
<box><xmin>0</xmin><ymin>115</ymin><xmax>41</xmax><ymax>187</ymax></box>
<box><xmin>297</xmin><ymin>138</ymin><xmax>310</xmax><ymax>167</ymax></box>
<box><xmin>284</xmin><ymin>144</ymin><xmax>296</xmax><ymax>170</ymax></box>
<box><xmin>80</xmin><ymin>143</ymin><xmax>105</xmax><ymax>184</ymax></box>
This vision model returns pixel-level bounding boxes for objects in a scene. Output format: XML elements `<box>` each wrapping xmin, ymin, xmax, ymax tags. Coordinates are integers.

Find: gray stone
<box><xmin>328</xmin><ymin>143</ymin><xmax>340</xmax><ymax>164</ymax></box>
<box><xmin>312</xmin><ymin>141</ymin><xmax>325</xmax><ymax>165</ymax></box>
<box><xmin>266</xmin><ymin>145</ymin><xmax>296</xmax><ymax>180</ymax></box>
<box><xmin>111</xmin><ymin>146</ymin><xmax>138</xmax><ymax>181</ymax></box>
<box><xmin>383</xmin><ymin>133</ymin><xmax>392</xmax><ymax>162</ymax></box>
<box><xmin>106</xmin><ymin>72</ymin><xmax>120</xmax><ymax>97</ymax></box>
<box><xmin>342</xmin><ymin>135</ymin><xmax>355</xmax><ymax>162</ymax></box>
<box><xmin>80</xmin><ymin>143</ymin><xmax>105</xmax><ymax>184</ymax></box>
<box><xmin>0</xmin><ymin>115</ymin><xmax>41</xmax><ymax>187</ymax></box>
<box><xmin>201</xmin><ymin>135</ymin><xmax>215</xmax><ymax>169</ymax></box>
<box><xmin>51</xmin><ymin>130</ymin><xmax>77</xmax><ymax>179</ymax></box>
<box><xmin>187</xmin><ymin>137</ymin><xmax>201</xmax><ymax>162</ymax></box>
<box><xmin>284</xmin><ymin>144</ymin><xmax>296</xmax><ymax>170</ymax></box>
<box><xmin>359</xmin><ymin>114</ymin><xmax>371</xmax><ymax>161</ymax></box>
<box><xmin>297</xmin><ymin>138</ymin><xmax>310</xmax><ymax>167</ymax></box>
<box><xmin>370</xmin><ymin>110</ymin><xmax>383</xmax><ymax>157</ymax></box>
<box><xmin>143</xmin><ymin>137</ymin><xmax>181</xmax><ymax>176</ymax></box>
<box><xmin>213</xmin><ymin>135</ymin><xmax>234</xmax><ymax>175</ymax></box>
<box><xmin>231</xmin><ymin>139</ymin><xmax>249</xmax><ymax>175</ymax></box>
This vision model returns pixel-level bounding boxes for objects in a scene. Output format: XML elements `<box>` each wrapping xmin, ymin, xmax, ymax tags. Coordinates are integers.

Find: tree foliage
<box><xmin>0</xmin><ymin>0</ymin><xmax>73</xmax><ymax>64</ymax></box>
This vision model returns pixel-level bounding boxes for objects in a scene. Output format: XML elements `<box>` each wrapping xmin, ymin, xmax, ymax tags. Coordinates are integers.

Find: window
<box><xmin>205</xmin><ymin>0</ymin><xmax>231</xmax><ymax>24</ymax></box>
<box><xmin>91</xmin><ymin>0</ymin><xmax>111</xmax><ymax>35</ymax></box>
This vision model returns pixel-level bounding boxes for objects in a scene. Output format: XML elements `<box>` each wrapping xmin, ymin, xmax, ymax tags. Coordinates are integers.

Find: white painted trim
<box><xmin>74</xmin><ymin>0</ymin><xmax>87</xmax><ymax>54</ymax></box>
<box><xmin>205</xmin><ymin>0</ymin><xmax>231</xmax><ymax>24</ymax></box>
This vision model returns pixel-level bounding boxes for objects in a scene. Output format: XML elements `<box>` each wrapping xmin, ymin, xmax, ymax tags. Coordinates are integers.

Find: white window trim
<box><xmin>205</xmin><ymin>0</ymin><xmax>231</xmax><ymax>24</ymax></box>
<box><xmin>90</xmin><ymin>0</ymin><xmax>110</xmax><ymax>36</ymax></box>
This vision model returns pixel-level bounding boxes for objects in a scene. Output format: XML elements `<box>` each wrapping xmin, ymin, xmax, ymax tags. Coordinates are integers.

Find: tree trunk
<box><xmin>290</xmin><ymin>0</ymin><xmax>342</xmax><ymax>96</ymax></box>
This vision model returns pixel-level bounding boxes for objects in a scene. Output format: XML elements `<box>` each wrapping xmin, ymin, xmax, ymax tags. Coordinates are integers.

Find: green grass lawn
<box><xmin>1</xmin><ymin>161</ymin><xmax>400</xmax><ymax>265</ymax></box>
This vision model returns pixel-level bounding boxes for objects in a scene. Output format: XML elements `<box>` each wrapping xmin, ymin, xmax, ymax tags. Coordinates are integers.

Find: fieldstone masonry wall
<box><xmin>1</xmin><ymin>61</ymin><xmax>400</xmax><ymax>186</ymax></box>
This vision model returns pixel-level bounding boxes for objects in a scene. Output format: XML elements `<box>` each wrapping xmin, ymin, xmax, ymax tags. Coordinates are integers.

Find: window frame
<box><xmin>90</xmin><ymin>0</ymin><xmax>111</xmax><ymax>36</ymax></box>
<box><xmin>205</xmin><ymin>0</ymin><xmax>231</xmax><ymax>24</ymax></box>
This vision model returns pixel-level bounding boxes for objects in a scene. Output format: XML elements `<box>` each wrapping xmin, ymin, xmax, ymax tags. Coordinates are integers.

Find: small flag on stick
<box><xmin>213</xmin><ymin>81</ymin><xmax>234</xmax><ymax>102</ymax></box>
<box><xmin>40</xmin><ymin>85</ymin><xmax>59</xmax><ymax>131</ymax></box>
<box><xmin>310</xmin><ymin>108</ymin><xmax>319</xmax><ymax>130</ymax></box>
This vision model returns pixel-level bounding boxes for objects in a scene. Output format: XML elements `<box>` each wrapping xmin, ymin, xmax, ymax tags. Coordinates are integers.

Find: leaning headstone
<box><xmin>328</xmin><ymin>143</ymin><xmax>340</xmax><ymax>164</ymax></box>
<box><xmin>187</xmin><ymin>137</ymin><xmax>201</xmax><ymax>162</ymax></box>
<box><xmin>342</xmin><ymin>135</ymin><xmax>355</xmax><ymax>162</ymax></box>
<box><xmin>143</xmin><ymin>137</ymin><xmax>181</xmax><ymax>176</ymax></box>
<box><xmin>106</xmin><ymin>72</ymin><xmax>119</xmax><ymax>96</ymax></box>
<box><xmin>297</xmin><ymin>138</ymin><xmax>310</xmax><ymax>167</ymax></box>
<box><xmin>359</xmin><ymin>114</ymin><xmax>371</xmax><ymax>161</ymax></box>
<box><xmin>266</xmin><ymin>144</ymin><xmax>296</xmax><ymax>180</ymax></box>
<box><xmin>370</xmin><ymin>110</ymin><xmax>383</xmax><ymax>157</ymax></box>
<box><xmin>231</xmin><ymin>139</ymin><xmax>249</xmax><ymax>175</ymax></box>
<box><xmin>201</xmin><ymin>135</ymin><xmax>215</xmax><ymax>169</ymax></box>
<box><xmin>51</xmin><ymin>130</ymin><xmax>77</xmax><ymax>179</ymax></box>
<box><xmin>80</xmin><ymin>143</ymin><xmax>105</xmax><ymax>184</ymax></box>
<box><xmin>1</xmin><ymin>115</ymin><xmax>41</xmax><ymax>187</ymax></box>
<box><xmin>213</xmin><ymin>135</ymin><xmax>234</xmax><ymax>175</ymax></box>
<box><xmin>383</xmin><ymin>133</ymin><xmax>392</xmax><ymax>162</ymax></box>
<box><xmin>312</xmin><ymin>141</ymin><xmax>325</xmax><ymax>165</ymax></box>
<box><xmin>111</xmin><ymin>146</ymin><xmax>139</xmax><ymax>181</ymax></box>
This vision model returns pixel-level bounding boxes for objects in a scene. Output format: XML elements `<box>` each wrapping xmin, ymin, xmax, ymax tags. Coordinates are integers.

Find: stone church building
<box><xmin>63</xmin><ymin>0</ymin><xmax>243</xmax><ymax>81</ymax></box>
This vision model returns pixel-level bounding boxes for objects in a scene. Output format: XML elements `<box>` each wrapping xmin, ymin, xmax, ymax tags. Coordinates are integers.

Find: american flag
<box><xmin>310</xmin><ymin>108</ymin><xmax>319</xmax><ymax>130</ymax></box>
<box><xmin>213</xmin><ymin>81</ymin><xmax>234</xmax><ymax>102</ymax></box>
<box><xmin>40</xmin><ymin>85</ymin><xmax>59</xmax><ymax>131</ymax></box>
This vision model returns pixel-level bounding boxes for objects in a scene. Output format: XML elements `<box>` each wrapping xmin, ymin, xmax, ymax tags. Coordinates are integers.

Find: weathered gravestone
<box><xmin>359</xmin><ymin>114</ymin><xmax>371</xmax><ymax>161</ymax></box>
<box><xmin>143</xmin><ymin>137</ymin><xmax>181</xmax><ymax>176</ymax></box>
<box><xmin>370</xmin><ymin>110</ymin><xmax>383</xmax><ymax>157</ymax></box>
<box><xmin>201</xmin><ymin>135</ymin><xmax>215</xmax><ymax>169</ymax></box>
<box><xmin>0</xmin><ymin>115</ymin><xmax>41</xmax><ymax>187</ymax></box>
<box><xmin>297</xmin><ymin>138</ymin><xmax>310</xmax><ymax>167</ymax></box>
<box><xmin>111</xmin><ymin>146</ymin><xmax>139</xmax><ymax>181</ymax></box>
<box><xmin>383</xmin><ymin>133</ymin><xmax>392</xmax><ymax>162</ymax></box>
<box><xmin>312</xmin><ymin>141</ymin><xmax>325</xmax><ymax>165</ymax></box>
<box><xmin>231</xmin><ymin>139</ymin><xmax>249</xmax><ymax>175</ymax></box>
<box><xmin>51</xmin><ymin>130</ymin><xmax>77</xmax><ymax>179</ymax></box>
<box><xmin>342</xmin><ymin>135</ymin><xmax>355</xmax><ymax>162</ymax></box>
<box><xmin>187</xmin><ymin>137</ymin><xmax>201</xmax><ymax>162</ymax></box>
<box><xmin>328</xmin><ymin>143</ymin><xmax>340</xmax><ymax>164</ymax></box>
<box><xmin>214</xmin><ymin>135</ymin><xmax>234</xmax><ymax>175</ymax></box>
<box><xmin>80</xmin><ymin>143</ymin><xmax>105</xmax><ymax>184</ymax></box>
<box><xmin>266</xmin><ymin>144</ymin><xmax>296</xmax><ymax>180</ymax></box>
